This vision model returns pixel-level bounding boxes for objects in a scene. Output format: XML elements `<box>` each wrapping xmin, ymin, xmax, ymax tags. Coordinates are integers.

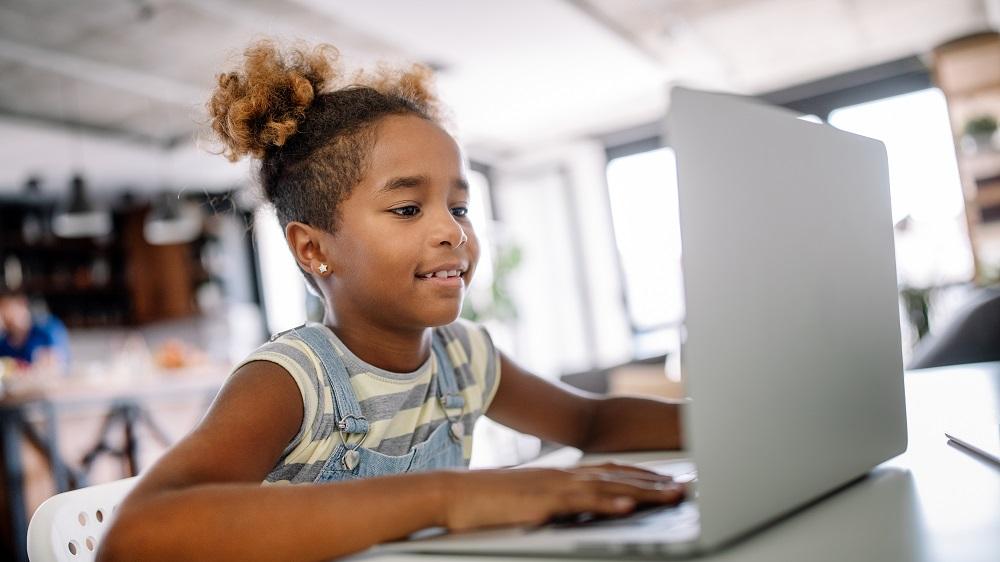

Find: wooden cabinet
<box><xmin>932</xmin><ymin>31</ymin><xmax>1000</xmax><ymax>281</ymax></box>
<box><xmin>0</xmin><ymin>197</ymin><xmax>208</xmax><ymax>327</ymax></box>
<box><xmin>120</xmin><ymin>208</ymin><xmax>204</xmax><ymax>324</ymax></box>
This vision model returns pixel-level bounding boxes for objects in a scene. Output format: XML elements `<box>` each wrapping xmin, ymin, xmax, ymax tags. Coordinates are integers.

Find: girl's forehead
<box><xmin>373</xmin><ymin>115</ymin><xmax>461</xmax><ymax>160</ymax></box>
<box><xmin>365</xmin><ymin>115</ymin><xmax>466</xmax><ymax>183</ymax></box>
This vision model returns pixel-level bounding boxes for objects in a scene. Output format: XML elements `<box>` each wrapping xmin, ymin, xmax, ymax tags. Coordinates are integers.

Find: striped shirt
<box><xmin>235</xmin><ymin>319</ymin><xmax>501</xmax><ymax>484</ymax></box>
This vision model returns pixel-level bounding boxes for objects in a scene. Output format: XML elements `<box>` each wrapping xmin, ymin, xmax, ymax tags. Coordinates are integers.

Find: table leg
<box><xmin>17</xmin><ymin>404</ymin><xmax>71</xmax><ymax>493</ymax></box>
<box><xmin>123</xmin><ymin>404</ymin><xmax>139</xmax><ymax>476</ymax></box>
<box><xmin>1</xmin><ymin>409</ymin><xmax>28</xmax><ymax>562</ymax></box>
<box><xmin>41</xmin><ymin>402</ymin><xmax>70</xmax><ymax>493</ymax></box>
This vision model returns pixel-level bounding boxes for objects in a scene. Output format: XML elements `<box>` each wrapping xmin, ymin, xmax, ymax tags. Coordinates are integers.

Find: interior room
<box><xmin>1</xmin><ymin>1</ymin><xmax>998</xmax><ymax>561</ymax></box>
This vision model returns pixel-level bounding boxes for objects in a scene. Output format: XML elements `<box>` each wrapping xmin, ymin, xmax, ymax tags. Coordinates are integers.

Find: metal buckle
<box><xmin>336</xmin><ymin>414</ymin><xmax>369</xmax><ymax>469</ymax></box>
<box><xmin>336</xmin><ymin>413</ymin><xmax>369</xmax><ymax>434</ymax></box>
<box><xmin>439</xmin><ymin>392</ymin><xmax>464</xmax><ymax>410</ymax></box>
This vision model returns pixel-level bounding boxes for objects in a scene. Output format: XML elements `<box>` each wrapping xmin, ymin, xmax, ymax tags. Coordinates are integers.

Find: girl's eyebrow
<box><xmin>376</xmin><ymin>175</ymin><xmax>469</xmax><ymax>196</ymax></box>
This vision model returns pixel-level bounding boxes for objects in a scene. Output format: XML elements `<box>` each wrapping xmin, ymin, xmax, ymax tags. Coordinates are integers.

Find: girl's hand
<box><xmin>439</xmin><ymin>462</ymin><xmax>685</xmax><ymax>532</ymax></box>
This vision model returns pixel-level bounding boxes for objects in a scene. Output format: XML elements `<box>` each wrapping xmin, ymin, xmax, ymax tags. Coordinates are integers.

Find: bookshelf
<box><xmin>932</xmin><ymin>31</ymin><xmax>1000</xmax><ymax>281</ymax></box>
<box><xmin>0</xmin><ymin>194</ymin><xmax>209</xmax><ymax>327</ymax></box>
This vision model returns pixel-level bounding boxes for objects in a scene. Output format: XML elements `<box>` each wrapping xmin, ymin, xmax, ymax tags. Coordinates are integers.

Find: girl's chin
<box><xmin>419</xmin><ymin>304</ymin><xmax>465</xmax><ymax>327</ymax></box>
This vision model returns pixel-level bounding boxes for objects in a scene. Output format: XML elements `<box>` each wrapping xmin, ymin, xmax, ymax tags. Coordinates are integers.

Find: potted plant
<box><xmin>461</xmin><ymin>241</ymin><xmax>522</xmax><ymax>323</ymax></box>
<box><xmin>961</xmin><ymin>114</ymin><xmax>998</xmax><ymax>154</ymax></box>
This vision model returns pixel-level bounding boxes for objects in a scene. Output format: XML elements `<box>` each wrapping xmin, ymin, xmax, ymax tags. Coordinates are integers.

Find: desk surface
<box><xmin>348</xmin><ymin>362</ymin><xmax>1000</xmax><ymax>562</ymax></box>
<box><xmin>0</xmin><ymin>365</ymin><xmax>228</xmax><ymax>409</ymax></box>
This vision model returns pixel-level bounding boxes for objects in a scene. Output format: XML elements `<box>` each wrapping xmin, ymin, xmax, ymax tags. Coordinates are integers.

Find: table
<box><xmin>348</xmin><ymin>361</ymin><xmax>1000</xmax><ymax>562</ymax></box>
<box><xmin>1</xmin><ymin>368</ymin><xmax>226</xmax><ymax>562</ymax></box>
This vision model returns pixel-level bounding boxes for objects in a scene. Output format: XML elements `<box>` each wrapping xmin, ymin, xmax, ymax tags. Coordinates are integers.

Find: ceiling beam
<box><xmin>0</xmin><ymin>37</ymin><xmax>203</xmax><ymax>106</ymax></box>
<box><xmin>0</xmin><ymin>108</ymin><xmax>173</xmax><ymax>149</ymax></box>
<box><xmin>561</xmin><ymin>0</ymin><xmax>665</xmax><ymax>66</ymax></box>
<box><xmin>182</xmin><ymin>0</ymin><xmax>397</xmax><ymax>66</ymax></box>
<box><xmin>178</xmin><ymin>0</ymin><xmax>323</xmax><ymax>42</ymax></box>
<box><xmin>987</xmin><ymin>0</ymin><xmax>1000</xmax><ymax>29</ymax></box>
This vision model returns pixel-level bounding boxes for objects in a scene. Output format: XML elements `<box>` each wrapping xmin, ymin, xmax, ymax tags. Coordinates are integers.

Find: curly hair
<box><xmin>206</xmin><ymin>39</ymin><xmax>443</xmax><ymax>233</ymax></box>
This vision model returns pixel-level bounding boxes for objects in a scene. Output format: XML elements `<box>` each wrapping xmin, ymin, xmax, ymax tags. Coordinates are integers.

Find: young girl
<box><xmin>99</xmin><ymin>40</ymin><xmax>685</xmax><ymax>562</ymax></box>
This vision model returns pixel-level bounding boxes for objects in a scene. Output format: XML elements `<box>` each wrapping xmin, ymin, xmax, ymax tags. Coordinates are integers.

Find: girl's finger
<box><xmin>552</xmin><ymin>492</ymin><xmax>637</xmax><ymax>518</ymax></box>
<box><xmin>578</xmin><ymin>462</ymin><xmax>667</xmax><ymax>476</ymax></box>
<box><xmin>573</xmin><ymin>464</ymin><xmax>674</xmax><ymax>483</ymax></box>
<box><xmin>586</xmin><ymin>479</ymin><xmax>686</xmax><ymax>505</ymax></box>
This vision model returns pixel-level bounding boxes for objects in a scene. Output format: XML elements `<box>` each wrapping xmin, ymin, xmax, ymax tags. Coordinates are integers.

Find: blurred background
<box><xmin>2</xmin><ymin>1</ymin><xmax>1000</xmax><ymax>558</ymax></box>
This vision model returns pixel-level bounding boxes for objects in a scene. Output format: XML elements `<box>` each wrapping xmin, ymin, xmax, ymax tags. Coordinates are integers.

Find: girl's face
<box><xmin>320</xmin><ymin>114</ymin><xmax>480</xmax><ymax>330</ymax></box>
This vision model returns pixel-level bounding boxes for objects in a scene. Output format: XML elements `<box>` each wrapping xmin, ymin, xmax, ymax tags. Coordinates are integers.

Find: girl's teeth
<box><xmin>421</xmin><ymin>270</ymin><xmax>463</xmax><ymax>279</ymax></box>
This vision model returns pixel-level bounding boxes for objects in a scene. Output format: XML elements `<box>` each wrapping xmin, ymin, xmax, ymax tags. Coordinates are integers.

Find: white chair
<box><xmin>26</xmin><ymin>477</ymin><xmax>139</xmax><ymax>562</ymax></box>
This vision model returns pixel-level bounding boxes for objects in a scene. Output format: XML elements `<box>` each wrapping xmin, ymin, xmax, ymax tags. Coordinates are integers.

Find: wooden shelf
<box><xmin>944</xmin><ymin>83</ymin><xmax>1000</xmax><ymax>101</ymax></box>
<box><xmin>0</xmin><ymin>241</ymin><xmax>121</xmax><ymax>253</ymax></box>
<box><xmin>934</xmin><ymin>32</ymin><xmax>1000</xmax><ymax>95</ymax></box>
<box><xmin>1</xmin><ymin>202</ymin><xmax>209</xmax><ymax>327</ymax></box>
<box><xmin>21</xmin><ymin>285</ymin><xmax>124</xmax><ymax>297</ymax></box>
<box><xmin>934</xmin><ymin>31</ymin><xmax>1000</xmax><ymax>279</ymax></box>
<box><xmin>962</xmin><ymin>150</ymin><xmax>1000</xmax><ymax>181</ymax></box>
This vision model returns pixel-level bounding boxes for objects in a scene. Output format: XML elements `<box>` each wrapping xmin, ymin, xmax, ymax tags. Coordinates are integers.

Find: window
<box><xmin>605</xmin><ymin>84</ymin><xmax>972</xmax><ymax>359</ymax></box>
<box><xmin>254</xmin><ymin>206</ymin><xmax>308</xmax><ymax>335</ymax></box>
<box><xmin>827</xmin><ymin>88</ymin><xmax>974</xmax><ymax>288</ymax></box>
<box><xmin>465</xmin><ymin>168</ymin><xmax>496</xmax><ymax>298</ymax></box>
<box><xmin>605</xmin><ymin>147</ymin><xmax>684</xmax><ymax>357</ymax></box>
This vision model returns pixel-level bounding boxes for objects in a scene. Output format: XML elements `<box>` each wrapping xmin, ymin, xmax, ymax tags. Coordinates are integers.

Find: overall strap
<box><xmin>432</xmin><ymin>331</ymin><xmax>465</xmax><ymax>410</ymax></box>
<box><xmin>292</xmin><ymin>325</ymin><xmax>370</xmax><ymax>435</ymax></box>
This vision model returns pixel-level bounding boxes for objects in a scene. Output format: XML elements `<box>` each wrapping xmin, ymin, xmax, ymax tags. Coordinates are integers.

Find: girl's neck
<box><xmin>323</xmin><ymin>317</ymin><xmax>433</xmax><ymax>374</ymax></box>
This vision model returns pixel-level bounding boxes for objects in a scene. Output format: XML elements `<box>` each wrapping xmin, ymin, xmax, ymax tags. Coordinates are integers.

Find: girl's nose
<box><xmin>432</xmin><ymin>210</ymin><xmax>468</xmax><ymax>248</ymax></box>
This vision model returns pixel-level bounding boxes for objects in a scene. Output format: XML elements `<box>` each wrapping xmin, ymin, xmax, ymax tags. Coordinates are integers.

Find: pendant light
<box><xmin>20</xmin><ymin>176</ymin><xmax>46</xmax><ymax>244</ymax></box>
<box><xmin>52</xmin><ymin>174</ymin><xmax>112</xmax><ymax>238</ymax></box>
<box><xmin>143</xmin><ymin>191</ymin><xmax>203</xmax><ymax>245</ymax></box>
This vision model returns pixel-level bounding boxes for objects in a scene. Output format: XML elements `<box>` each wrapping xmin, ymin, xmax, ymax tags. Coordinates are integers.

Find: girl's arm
<box><xmin>99</xmin><ymin>360</ymin><xmax>682</xmax><ymax>562</ymax></box>
<box><xmin>486</xmin><ymin>352</ymin><xmax>684</xmax><ymax>453</ymax></box>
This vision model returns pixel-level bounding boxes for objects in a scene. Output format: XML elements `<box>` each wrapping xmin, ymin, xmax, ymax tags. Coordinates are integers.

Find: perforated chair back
<box><xmin>27</xmin><ymin>477</ymin><xmax>138</xmax><ymax>562</ymax></box>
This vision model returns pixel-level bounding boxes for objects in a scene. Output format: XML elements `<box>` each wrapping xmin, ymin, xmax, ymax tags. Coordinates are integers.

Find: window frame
<box><xmin>602</xmin><ymin>55</ymin><xmax>935</xmax><ymax>352</ymax></box>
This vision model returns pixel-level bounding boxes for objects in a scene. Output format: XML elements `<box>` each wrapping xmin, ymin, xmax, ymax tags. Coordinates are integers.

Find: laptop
<box><xmin>380</xmin><ymin>86</ymin><xmax>909</xmax><ymax>557</ymax></box>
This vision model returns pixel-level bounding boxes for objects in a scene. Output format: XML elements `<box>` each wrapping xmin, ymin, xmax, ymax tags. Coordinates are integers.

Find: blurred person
<box><xmin>0</xmin><ymin>288</ymin><xmax>70</xmax><ymax>370</ymax></box>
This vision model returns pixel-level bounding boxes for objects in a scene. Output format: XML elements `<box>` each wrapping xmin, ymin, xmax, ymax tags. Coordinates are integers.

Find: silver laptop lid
<box><xmin>668</xmin><ymin>86</ymin><xmax>908</xmax><ymax>549</ymax></box>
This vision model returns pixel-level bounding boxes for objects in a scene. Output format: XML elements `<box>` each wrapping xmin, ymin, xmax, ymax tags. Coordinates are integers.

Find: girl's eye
<box><xmin>390</xmin><ymin>205</ymin><xmax>468</xmax><ymax>218</ymax></box>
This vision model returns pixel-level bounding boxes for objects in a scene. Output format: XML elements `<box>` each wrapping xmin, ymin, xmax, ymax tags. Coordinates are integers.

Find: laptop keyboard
<box><xmin>546</xmin><ymin>500</ymin><xmax>692</xmax><ymax>529</ymax></box>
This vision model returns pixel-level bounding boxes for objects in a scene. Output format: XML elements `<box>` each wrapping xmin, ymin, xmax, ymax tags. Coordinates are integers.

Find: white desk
<box><xmin>348</xmin><ymin>362</ymin><xmax>1000</xmax><ymax>562</ymax></box>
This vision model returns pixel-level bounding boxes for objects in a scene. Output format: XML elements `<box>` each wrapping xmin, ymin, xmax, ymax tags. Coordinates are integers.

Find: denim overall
<box><xmin>292</xmin><ymin>325</ymin><xmax>467</xmax><ymax>482</ymax></box>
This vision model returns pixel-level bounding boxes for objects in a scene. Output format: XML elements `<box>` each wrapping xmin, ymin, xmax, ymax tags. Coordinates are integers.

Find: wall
<box><xmin>0</xmin><ymin>116</ymin><xmax>247</xmax><ymax>195</ymax></box>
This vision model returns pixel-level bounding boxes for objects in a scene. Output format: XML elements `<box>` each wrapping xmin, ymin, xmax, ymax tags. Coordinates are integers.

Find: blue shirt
<box><xmin>0</xmin><ymin>316</ymin><xmax>70</xmax><ymax>365</ymax></box>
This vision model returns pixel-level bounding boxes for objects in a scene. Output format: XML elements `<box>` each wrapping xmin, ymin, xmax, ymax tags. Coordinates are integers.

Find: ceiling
<box><xmin>0</xmin><ymin>0</ymin><xmax>997</xmax><ymax>194</ymax></box>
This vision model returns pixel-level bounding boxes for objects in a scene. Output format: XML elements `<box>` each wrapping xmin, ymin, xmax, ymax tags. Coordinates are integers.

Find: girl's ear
<box><xmin>285</xmin><ymin>221</ymin><xmax>333</xmax><ymax>277</ymax></box>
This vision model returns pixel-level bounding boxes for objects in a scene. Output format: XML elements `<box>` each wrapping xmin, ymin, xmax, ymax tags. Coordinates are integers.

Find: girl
<box><xmin>99</xmin><ymin>40</ymin><xmax>685</xmax><ymax>562</ymax></box>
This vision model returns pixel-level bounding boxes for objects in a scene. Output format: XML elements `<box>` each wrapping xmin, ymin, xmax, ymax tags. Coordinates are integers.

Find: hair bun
<box><xmin>207</xmin><ymin>40</ymin><xmax>340</xmax><ymax>161</ymax></box>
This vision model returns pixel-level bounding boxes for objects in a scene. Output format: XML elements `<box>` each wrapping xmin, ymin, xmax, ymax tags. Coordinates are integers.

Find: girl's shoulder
<box><xmin>228</xmin><ymin>325</ymin><xmax>331</xmax><ymax>469</ymax></box>
<box><xmin>238</xmin><ymin>324</ymin><xmax>325</xmax><ymax>373</ymax></box>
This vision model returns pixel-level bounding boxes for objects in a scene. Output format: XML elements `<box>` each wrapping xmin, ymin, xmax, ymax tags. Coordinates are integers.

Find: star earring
<box><xmin>318</xmin><ymin>263</ymin><xmax>329</xmax><ymax>274</ymax></box>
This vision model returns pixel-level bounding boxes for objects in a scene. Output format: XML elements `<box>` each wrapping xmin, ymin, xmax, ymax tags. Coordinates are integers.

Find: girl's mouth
<box><xmin>415</xmin><ymin>269</ymin><xmax>466</xmax><ymax>288</ymax></box>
